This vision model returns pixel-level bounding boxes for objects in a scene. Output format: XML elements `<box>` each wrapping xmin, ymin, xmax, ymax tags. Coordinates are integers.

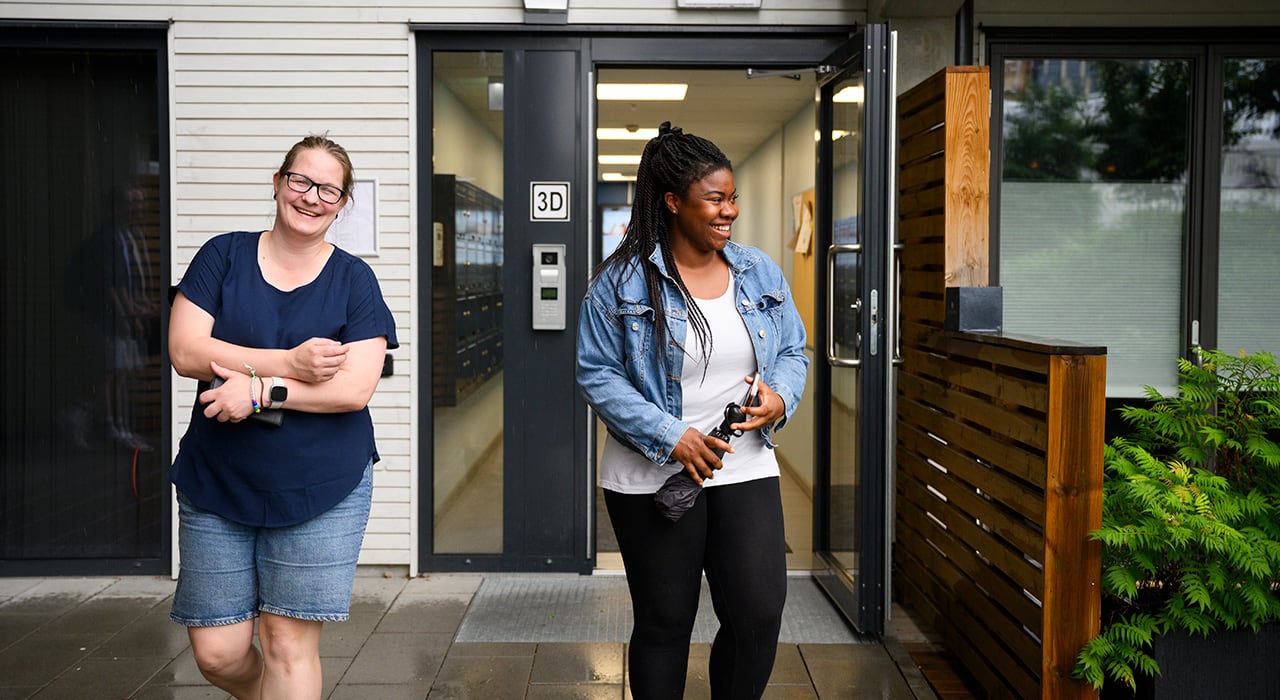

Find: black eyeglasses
<box><xmin>284</xmin><ymin>171</ymin><xmax>346</xmax><ymax>204</ymax></box>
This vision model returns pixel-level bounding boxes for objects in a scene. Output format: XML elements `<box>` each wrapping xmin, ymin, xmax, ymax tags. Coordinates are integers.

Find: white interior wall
<box><xmin>734</xmin><ymin>132</ymin><xmax>785</xmax><ymax>259</ymax></box>
<box><xmin>734</xmin><ymin>101</ymin><xmax>822</xmax><ymax>496</ymax></box>
<box><xmin>429</xmin><ymin>80</ymin><xmax>505</xmax><ymax>529</ymax></box>
<box><xmin>433</xmin><ymin>82</ymin><xmax>504</xmax><ymax>198</ymax></box>
<box><xmin>778</xmin><ymin>104</ymin><xmax>820</xmax><ymax>496</ymax></box>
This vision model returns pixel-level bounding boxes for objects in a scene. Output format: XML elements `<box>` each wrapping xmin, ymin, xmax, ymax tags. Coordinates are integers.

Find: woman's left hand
<box><xmin>730</xmin><ymin>374</ymin><xmax>786</xmax><ymax>432</ymax></box>
<box><xmin>198</xmin><ymin>361</ymin><xmax>257</xmax><ymax>423</ymax></box>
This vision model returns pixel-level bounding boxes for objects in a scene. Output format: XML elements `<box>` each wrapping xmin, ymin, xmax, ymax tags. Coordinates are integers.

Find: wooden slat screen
<box><xmin>893</xmin><ymin>67</ymin><xmax>1104</xmax><ymax>700</ymax></box>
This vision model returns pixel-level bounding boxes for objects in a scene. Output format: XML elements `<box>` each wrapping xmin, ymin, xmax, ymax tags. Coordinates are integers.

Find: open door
<box><xmin>812</xmin><ymin>23</ymin><xmax>896</xmax><ymax>635</ymax></box>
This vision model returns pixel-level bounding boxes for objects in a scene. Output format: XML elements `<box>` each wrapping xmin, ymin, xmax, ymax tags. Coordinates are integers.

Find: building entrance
<box><xmin>415</xmin><ymin>28</ymin><xmax>889</xmax><ymax>600</ymax></box>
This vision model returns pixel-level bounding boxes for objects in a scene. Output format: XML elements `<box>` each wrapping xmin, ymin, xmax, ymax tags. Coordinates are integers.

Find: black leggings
<box><xmin>604</xmin><ymin>477</ymin><xmax>787</xmax><ymax>699</ymax></box>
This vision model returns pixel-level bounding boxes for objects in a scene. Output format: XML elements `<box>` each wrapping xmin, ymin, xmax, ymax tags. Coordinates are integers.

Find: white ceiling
<box><xmin>596</xmin><ymin>67</ymin><xmax>819</xmax><ymax>178</ymax></box>
<box><xmin>434</xmin><ymin>54</ymin><xmax>820</xmax><ymax>180</ymax></box>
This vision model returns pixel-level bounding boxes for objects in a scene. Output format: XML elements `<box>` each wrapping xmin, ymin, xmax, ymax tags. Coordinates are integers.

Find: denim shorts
<box><xmin>170</xmin><ymin>463</ymin><xmax>373</xmax><ymax>627</ymax></box>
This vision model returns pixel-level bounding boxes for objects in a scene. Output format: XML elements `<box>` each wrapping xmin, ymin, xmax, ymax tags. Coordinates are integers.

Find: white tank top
<box><xmin>599</xmin><ymin>276</ymin><xmax>780</xmax><ymax>493</ymax></box>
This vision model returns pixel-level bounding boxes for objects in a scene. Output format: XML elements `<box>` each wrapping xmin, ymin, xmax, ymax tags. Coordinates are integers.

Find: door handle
<box><xmin>826</xmin><ymin>243</ymin><xmax>862</xmax><ymax>367</ymax></box>
<box><xmin>869</xmin><ymin>289</ymin><xmax>879</xmax><ymax>357</ymax></box>
<box><xmin>891</xmin><ymin>242</ymin><xmax>903</xmax><ymax>366</ymax></box>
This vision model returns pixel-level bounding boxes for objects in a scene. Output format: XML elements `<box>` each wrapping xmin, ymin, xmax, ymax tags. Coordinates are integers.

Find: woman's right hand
<box><xmin>287</xmin><ymin>337</ymin><xmax>349</xmax><ymax>382</ymax></box>
<box><xmin>199</xmin><ymin>361</ymin><xmax>255</xmax><ymax>423</ymax></box>
<box><xmin>670</xmin><ymin>427</ymin><xmax>733</xmax><ymax>485</ymax></box>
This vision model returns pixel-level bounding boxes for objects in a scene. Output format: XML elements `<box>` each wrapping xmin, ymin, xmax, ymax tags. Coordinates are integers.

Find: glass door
<box><xmin>428</xmin><ymin>50</ymin><xmax>508</xmax><ymax>559</ymax></box>
<box><xmin>420</xmin><ymin>39</ymin><xmax>592</xmax><ymax>572</ymax></box>
<box><xmin>1</xmin><ymin>33</ymin><xmax>169</xmax><ymax>574</ymax></box>
<box><xmin>813</xmin><ymin>24</ymin><xmax>895</xmax><ymax>635</ymax></box>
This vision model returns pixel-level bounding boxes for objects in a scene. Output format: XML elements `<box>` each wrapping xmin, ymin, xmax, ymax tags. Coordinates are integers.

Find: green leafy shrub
<box><xmin>1075</xmin><ymin>349</ymin><xmax>1280</xmax><ymax>691</ymax></box>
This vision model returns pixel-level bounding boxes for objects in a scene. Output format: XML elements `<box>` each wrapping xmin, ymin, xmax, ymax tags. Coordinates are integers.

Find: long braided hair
<box><xmin>594</xmin><ymin>121</ymin><xmax>733</xmax><ymax>368</ymax></box>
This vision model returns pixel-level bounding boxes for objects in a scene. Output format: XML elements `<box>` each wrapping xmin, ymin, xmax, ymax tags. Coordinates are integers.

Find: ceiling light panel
<box><xmin>598</xmin><ymin>155</ymin><xmax>643</xmax><ymax>165</ymax></box>
<box><xmin>597</xmin><ymin>128</ymin><xmax>659</xmax><ymax>140</ymax></box>
<box><xmin>597</xmin><ymin>83</ymin><xmax>688</xmax><ymax>101</ymax></box>
<box><xmin>833</xmin><ymin>86</ymin><xmax>864</xmax><ymax>103</ymax></box>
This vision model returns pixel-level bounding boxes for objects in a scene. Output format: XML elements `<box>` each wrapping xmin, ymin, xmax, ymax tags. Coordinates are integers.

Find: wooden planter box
<box><xmin>1103</xmin><ymin>623</ymin><xmax>1280</xmax><ymax>699</ymax></box>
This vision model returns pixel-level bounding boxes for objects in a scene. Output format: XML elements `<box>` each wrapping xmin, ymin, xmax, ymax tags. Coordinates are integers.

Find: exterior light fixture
<box><xmin>523</xmin><ymin>0</ymin><xmax>567</xmax><ymax>24</ymax></box>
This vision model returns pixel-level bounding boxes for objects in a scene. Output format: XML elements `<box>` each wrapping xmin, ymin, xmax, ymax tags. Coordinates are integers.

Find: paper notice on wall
<box><xmin>794</xmin><ymin>199</ymin><xmax>813</xmax><ymax>254</ymax></box>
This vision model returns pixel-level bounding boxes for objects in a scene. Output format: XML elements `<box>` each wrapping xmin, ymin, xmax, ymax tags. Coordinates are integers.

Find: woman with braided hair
<box><xmin>577</xmin><ymin>122</ymin><xmax>808</xmax><ymax>697</ymax></box>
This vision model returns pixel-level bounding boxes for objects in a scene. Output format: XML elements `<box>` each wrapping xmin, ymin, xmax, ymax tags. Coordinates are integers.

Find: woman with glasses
<box><xmin>576</xmin><ymin>123</ymin><xmax>808</xmax><ymax>698</ymax></box>
<box><xmin>167</xmin><ymin>135</ymin><xmax>397</xmax><ymax>698</ymax></box>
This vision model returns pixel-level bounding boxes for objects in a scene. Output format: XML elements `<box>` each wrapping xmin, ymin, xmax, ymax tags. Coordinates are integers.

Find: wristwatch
<box><xmin>269</xmin><ymin>376</ymin><xmax>288</xmax><ymax>407</ymax></box>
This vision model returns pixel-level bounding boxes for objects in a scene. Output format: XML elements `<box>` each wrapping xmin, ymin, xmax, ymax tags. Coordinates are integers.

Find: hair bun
<box><xmin>658</xmin><ymin>121</ymin><xmax>683</xmax><ymax>136</ymax></box>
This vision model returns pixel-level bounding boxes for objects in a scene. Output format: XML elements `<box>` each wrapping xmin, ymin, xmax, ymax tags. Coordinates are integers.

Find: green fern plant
<box><xmin>1074</xmin><ymin>349</ymin><xmax>1280</xmax><ymax>692</ymax></box>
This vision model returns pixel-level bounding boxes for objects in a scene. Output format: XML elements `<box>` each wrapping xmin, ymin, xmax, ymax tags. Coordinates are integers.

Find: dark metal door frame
<box><xmin>0</xmin><ymin>22</ymin><xmax>172</xmax><ymax>576</ymax></box>
<box><xmin>417</xmin><ymin>34</ymin><xmax>593</xmax><ymax>573</ymax></box>
<box><xmin>415</xmin><ymin>25</ymin><xmax>858</xmax><ymax>574</ymax></box>
<box><xmin>812</xmin><ymin>23</ymin><xmax>894</xmax><ymax>635</ymax></box>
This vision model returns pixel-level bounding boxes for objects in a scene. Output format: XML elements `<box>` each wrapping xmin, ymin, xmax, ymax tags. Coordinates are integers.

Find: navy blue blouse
<box><xmin>170</xmin><ymin>232</ymin><xmax>399</xmax><ymax>527</ymax></box>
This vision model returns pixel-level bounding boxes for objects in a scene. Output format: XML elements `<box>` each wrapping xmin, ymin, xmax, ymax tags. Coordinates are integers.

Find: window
<box><xmin>1</xmin><ymin>27</ymin><xmax>169</xmax><ymax>570</ymax></box>
<box><xmin>990</xmin><ymin>32</ymin><xmax>1280</xmax><ymax>398</ymax></box>
<box><xmin>1216</xmin><ymin>56</ymin><xmax>1280</xmax><ymax>357</ymax></box>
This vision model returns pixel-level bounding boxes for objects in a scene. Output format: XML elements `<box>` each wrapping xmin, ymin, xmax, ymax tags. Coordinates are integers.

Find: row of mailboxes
<box><xmin>432</xmin><ymin>174</ymin><xmax>504</xmax><ymax>407</ymax></box>
<box><xmin>455</xmin><ymin>292</ymin><xmax>502</xmax><ymax>345</ymax></box>
<box><xmin>452</xmin><ymin>331</ymin><xmax>503</xmax><ymax>403</ymax></box>
<box><xmin>455</xmin><ymin>235</ymin><xmax>502</xmax><ymax>295</ymax></box>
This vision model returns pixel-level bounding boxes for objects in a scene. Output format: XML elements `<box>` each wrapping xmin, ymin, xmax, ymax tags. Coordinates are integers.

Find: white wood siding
<box><xmin>169</xmin><ymin>18</ymin><xmax>421</xmax><ymax>570</ymax></box>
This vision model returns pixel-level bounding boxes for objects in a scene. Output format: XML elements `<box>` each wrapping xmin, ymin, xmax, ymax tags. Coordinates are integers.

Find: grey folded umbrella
<box><xmin>653</xmin><ymin>470</ymin><xmax>701</xmax><ymax>522</ymax></box>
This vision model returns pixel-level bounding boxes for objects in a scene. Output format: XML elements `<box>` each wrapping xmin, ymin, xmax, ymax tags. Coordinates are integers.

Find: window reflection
<box><xmin>432</xmin><ymin>51</ymin><xmax>505</xmax><ymax>555</ymax></box>
<box><xmin>1217</xmin><ymin>58</ymin><xmax>1280</xmax><ymax>357</ymax></box>
<box><xmin>1000</xmin><ymin>58</ymin><xmax>1190</xmax><ymax>396</ymax></box>
<box><xmin>829</xmin><ymin>74</ymin><xmax>864</xmax><ymax>570</ymax></box>
<box><xmin>1</xmin><ymin>48</ymin><xmax>165</xmax><ymax>561</ymax></box>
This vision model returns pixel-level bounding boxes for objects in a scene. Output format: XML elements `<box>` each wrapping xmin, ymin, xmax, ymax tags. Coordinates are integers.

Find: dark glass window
<box><xmin>990</xmin><ymin>34</ymin><xmax>1280</xmax><ymax>406</ymax></box>
<box><xmin>998</xmin><ymin>56</ymin><xmax>1191</xmax><ymax>396</ymax></box>
<box><xmin>1217</xmin><ymin>57</ymin><xmax>1280</xmax><ymax>356</ymax></box>
<box><xmin>1</xmin><ymin>42</ymin><xmax>167</xmax><ymax>567</ymax></box>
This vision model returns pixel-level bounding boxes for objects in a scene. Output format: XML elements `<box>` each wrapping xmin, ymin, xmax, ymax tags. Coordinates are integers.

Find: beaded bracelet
<box><xmin>244</xmin><ymin>363</ymin><xmax>261</xmax><ymax>413</ymax></box>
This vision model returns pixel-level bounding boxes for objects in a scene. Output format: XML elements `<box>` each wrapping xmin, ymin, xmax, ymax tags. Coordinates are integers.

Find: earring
<box><xmin>670</xmin><ymin>208</ymin><xmax>677</xmax><ymax>214</ymax></box>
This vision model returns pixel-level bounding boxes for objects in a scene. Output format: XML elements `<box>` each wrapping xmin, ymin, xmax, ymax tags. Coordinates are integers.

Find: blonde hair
<box><xmin>277</xmin><ymin>134</ymin><xmax>355</xmax><ymax>202</ymax></box>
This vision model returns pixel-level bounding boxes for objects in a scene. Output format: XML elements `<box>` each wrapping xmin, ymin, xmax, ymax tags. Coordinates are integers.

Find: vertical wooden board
<box><xmin>943</xmin><ymin>68</ymin><xmax>990</xmax><ymax>289</ymax></box>
<box><xmin>1042</xmin><ymin>354</ymin><xmax>1106</xmax><ymax>700</ymax></box>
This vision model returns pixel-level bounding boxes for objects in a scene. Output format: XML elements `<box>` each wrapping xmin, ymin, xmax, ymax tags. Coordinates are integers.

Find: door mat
<box><xmin>455</xmin><ymin>574</ymin><xmax>870</xmax><ymax>644</ymax></box>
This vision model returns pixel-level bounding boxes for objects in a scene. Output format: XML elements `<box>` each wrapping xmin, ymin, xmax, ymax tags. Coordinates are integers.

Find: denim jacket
<box><xmin>576</xmin><ymin>240</ymin><xmax>809</xmax><ymax>466</ymax></box>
